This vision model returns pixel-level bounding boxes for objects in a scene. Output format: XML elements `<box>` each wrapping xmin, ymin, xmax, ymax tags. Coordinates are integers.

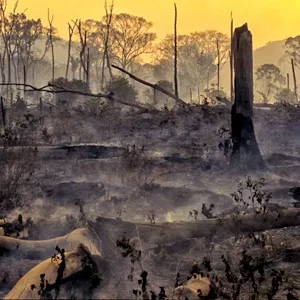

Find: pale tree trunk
<box><xmin>230</xmin><ymin>23</ymin><xmax>265</xmax><ymax>170</ymax></box>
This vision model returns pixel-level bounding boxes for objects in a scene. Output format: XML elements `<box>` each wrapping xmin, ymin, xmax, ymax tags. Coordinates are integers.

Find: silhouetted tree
<box><xmin>255</xmin><ymin>64</ymin><xmax>286</xmax><ymax>103</ymax></box>
<box><xmin>109</xmin><ymin>13</ymin><xmax>156</xmax><ymax>70</ymax></box>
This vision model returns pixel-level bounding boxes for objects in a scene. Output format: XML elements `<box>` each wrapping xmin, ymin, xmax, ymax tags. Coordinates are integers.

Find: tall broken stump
<box><xmin>230</xmin><ymin>23</ymin><xmax>265</xmax><ymax>170</ymax></box>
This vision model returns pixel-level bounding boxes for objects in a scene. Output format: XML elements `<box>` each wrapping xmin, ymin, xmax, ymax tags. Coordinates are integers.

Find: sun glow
<box><xmin>7</xmin><ymin>0</ymin><xmax>300</xmax><ymax>48</ymax></box>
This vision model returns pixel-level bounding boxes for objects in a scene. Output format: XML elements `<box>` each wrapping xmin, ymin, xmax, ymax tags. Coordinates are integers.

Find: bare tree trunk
<box><xmin>7</xmin><ymin>53</ymin><xmax>12</xmax><ymax>104</ymax></box>
<box><xmin>23</xmin><ymin>65</ymin><xmax>26</xmax><ymax>102</ymax></box>
<box><xmin>48</xmin><ymin>9</ymin><xmax>55</xmax><ymax>82</ymax></box>
<box><xmin>17</xmin><ymin>52</ymin><xmax>20</xmax><ymax>84</ymax></box>
<box><xmin>102</xmin><ymin>0</ymin><xmax>114</xmax><ymax>88</ymax></box>
<box><xmin>291</xmin><ymin>59</ymin><xmax>297</xmax><ymax>101</ymax></box>
<box><xmin>230</xmin><ymin>12</ymin><xmax>234</xmax><ymax>103</ymax></box>
<box><xmin>230</xmin><ymin>23</ymin><xmax>265</xmax><ymax>170</ymax></box>
<box><xmin>83</xmin><ymin>32</ymin><xmax>86</xmax><ymax>83</ymax></box>
<box><xmin>12</xmin><ymin>54</ymin><xmax>18</xmax><ymax>85</ymax></box>
<box><xmin>65</xmin><ymin>21</ymin><xmax>77</xmax><ymax>80</ymax></box>
<box><xmin>153</xmin><ymin>88</ymin><xmax>157</xmax><ymax>105</ymax></box>
<box><xmin>190</xmin><ymin>88</ymin><xmax>192</xmax><ymax>103</ymax></box>
<box><xmin>86</xmin><ymin>47</ymin><xmax>90</xmax><ymax>91</ymax></box>
<box><xmin>1</xmin><ymin>96</ymin><xmax>6</xmax><ymax>129</ymax></box>
<box><xmin>206</xmin><ymin>72</ymin><xmax>210</xmax><ymax>89</ymax></box>
<box><xmin>0</xmin><ymin>53</ymin><xmax>6</xmax><ymax>95</ymax></box>
<box><xmin>32</xmin><ymin>64</ymin><xmax>35</xmax><ymax>86</ymax></box>
<box><xmin>77</xmin><ymin>21</ymin><xmax>87</xmax><ymax>83</ymax></box>
<box><xmin>174</xmin><ymin>3</ymin><xmax>179</xmax><ymax>98</ymax></box>
<box><xmin>287</xmin><ymin>73</ymin><xmax>290</xmax><ymax>90</ymax></box>
<box><xmin>216</xmin><ymin>38</ymin><xmax>220</xmax><ymax>94</ymax></box>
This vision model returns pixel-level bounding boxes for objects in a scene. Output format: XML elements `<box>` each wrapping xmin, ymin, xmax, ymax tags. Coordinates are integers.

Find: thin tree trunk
<box><xmin>291</xmin><ymin>59</ymin><xmax>297</xmax><ymax>101</ymax></box>
<box><xmin>32</xmin><ymin>64</ymin><xmax>35</xmax><ymax>86</ymax></box>
<box><xmin>1</xmin><ymin>96</ymin><xmax>6</xmax><ymax>129</ymax></box>
<box><xmin>65</xmin><ymin>21</ymin><xmax>77</xmax><ymax>80</ymax></box>
<box><xmin>216</xmin><ymin>38</ymin><xmax>220</xmax><ymax>94</ymax></box>
<box><xmin>23</xmin><ymin>65</ymin><xmax>26</xmax><ymax>102</ymax></box>
<box><xmin>102</xmin><ymin>0</ymin><xmax>114</xmax><ymax>88</ymax></box>
<box><xmin>287</xmin><ymin>73</ymin><xmax>290</xmax><ymax>90</ymax></box>
<box><xmin>86</xmin><ymin>47</ymin><xmax>90</xmax><ymax>91</ymax></box>
<box><xmin>230</xmin><ymin>12</ymin><xmax>234</xmax><ymax>103</ymax></box>
<box><xmin>17</xmin><ymin>52</ymin><xmax>20</xmax><ymax>84</ymax></box>
<box><xmin>206</xmin><ymin>72</ymin><xmax>210</xmax><ymax>89</ymax></box>
<box><xmin>174</xmin><ymin>3</ymin><xmax>179</xmax><ymax>98</ymax></box>
<box><xmin>190</xmin><ymin>88</ymin><xmax>192</xmax><ymax>103</ymax></box>
<box><xmin>153</xmin><ymin>88</ymin><xmax>157</xmax><ymax>105</ymax></box>
<box><xmin>48</xmin><ymin>10</ymin><xmax>55</xmax><ymax>82</ymax></box>
<box><xmin>7</xmin><ymin>53</ymin><xmax>11</xmax><ymax>103</ymax></box>
<box><xmin>230</xmin><ymin>23</ymin><xmax>265</xmax><ymax>170</ymax></box>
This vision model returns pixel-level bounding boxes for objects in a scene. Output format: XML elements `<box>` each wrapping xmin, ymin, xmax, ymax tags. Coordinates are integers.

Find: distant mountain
<box><xmin>254</xmin><ymin>39</ymin><xmax>286</xmax><ymax>67</ymax></box>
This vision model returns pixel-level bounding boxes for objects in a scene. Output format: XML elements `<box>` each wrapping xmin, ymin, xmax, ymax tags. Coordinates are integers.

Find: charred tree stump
<box><xmin>230</xmin><ymin>23</ymin><xmax>265</xmax><ymax>170</ymax></box>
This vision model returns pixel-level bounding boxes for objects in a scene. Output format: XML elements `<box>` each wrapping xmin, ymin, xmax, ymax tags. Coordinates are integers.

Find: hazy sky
<box><xmin>8</xmin><ymin>0</ymin><xmax>300</xmax><ymax>48</ymax></box>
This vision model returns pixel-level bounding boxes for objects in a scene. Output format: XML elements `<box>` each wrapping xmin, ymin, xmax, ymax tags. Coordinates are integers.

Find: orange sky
<box><xmin>7</xmin><ymin>0</ymin><xmax>300</xmax><ymax>49</ymax></box>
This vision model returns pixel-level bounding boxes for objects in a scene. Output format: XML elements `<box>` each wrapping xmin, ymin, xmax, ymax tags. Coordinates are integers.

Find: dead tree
<box><xmin>65</xmin><ymin>20</ymin><xmax>78</xmax><ymax>80</ymax></box>
<box><xmin>101</xmin><ymin>0</ymin><xmax>114</xmax><ymax>88</ymax></box>
<box><xmin>287</xmin><ymin>73</ymin><xmax>290</xmax><ymax>90</ymax></box>
<box><xmin>48</xmin><ymin>9</ymin><xmax>55</xmax><ymax>82</ymax></box>
<box><xmin>216</xmin><ymin>38</ymin><xmax>220</xmax><ymax>93</ymax></box>
<box><xmin>230</xmin><ymin>23</ymin><xmax>265</xmax><ymax>170</ymax></box>
<box><xmin>0</xmin><ymin>96</ymin><xmax>5</xmax><ymax>129</ymax></box>
<box><xmin>76</xmin><ymin>21</ymin><xmax>88</xmax><ymax>84</ymax></box>
<box><xmin>230</xmin><ymin>12</ymin><xmax>234</xmax><ymax>103</ymax></box>
<box><xmin>23</xmin><ymin>65</ymin><xmax>26</xmax><ymax>102</ymax></box>
<box><xmin>86</xmin><ymin>47</ymin><xmax>90</xmax><ymax>91</ymax></box>
<box><xmin>291</xmin><ymin>59</ymin><xmax>297</xmax><ymax>101</ymax></box>
<box><xmin>174</xmin><ymin>3</ymin><xmax>179</xmax><ymax>98</ymax></box>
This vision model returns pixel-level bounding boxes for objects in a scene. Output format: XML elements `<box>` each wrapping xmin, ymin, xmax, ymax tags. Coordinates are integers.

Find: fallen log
<box><xmin>89</xmin><ymin>209</ymin><xmax>300</xmax><ymax>248</ymax></box>
<box><xmin>0</xmin><ymin>228</ymin><xmax>102</xmax><ymax>259</ymax></box>
<box><xmin>4</xmin><ymin>243</ymin><xmax>101</xmax><ymax>300</ymax></box>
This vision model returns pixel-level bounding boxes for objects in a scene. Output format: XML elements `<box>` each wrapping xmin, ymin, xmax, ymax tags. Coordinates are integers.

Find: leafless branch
<box><xmin>111</xmin><ymin>64</ymin><xmax>186</xmax><ymax>105</ymax></box>
<box><xmin>65</xmin><ymin>19</ymin><xmax>78</xmax><ymax>80</ymax></box>
<box><xmin>0</xmin><ymin>82</ymin><xmax>147</xmax><ymax>109</ymax></box>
